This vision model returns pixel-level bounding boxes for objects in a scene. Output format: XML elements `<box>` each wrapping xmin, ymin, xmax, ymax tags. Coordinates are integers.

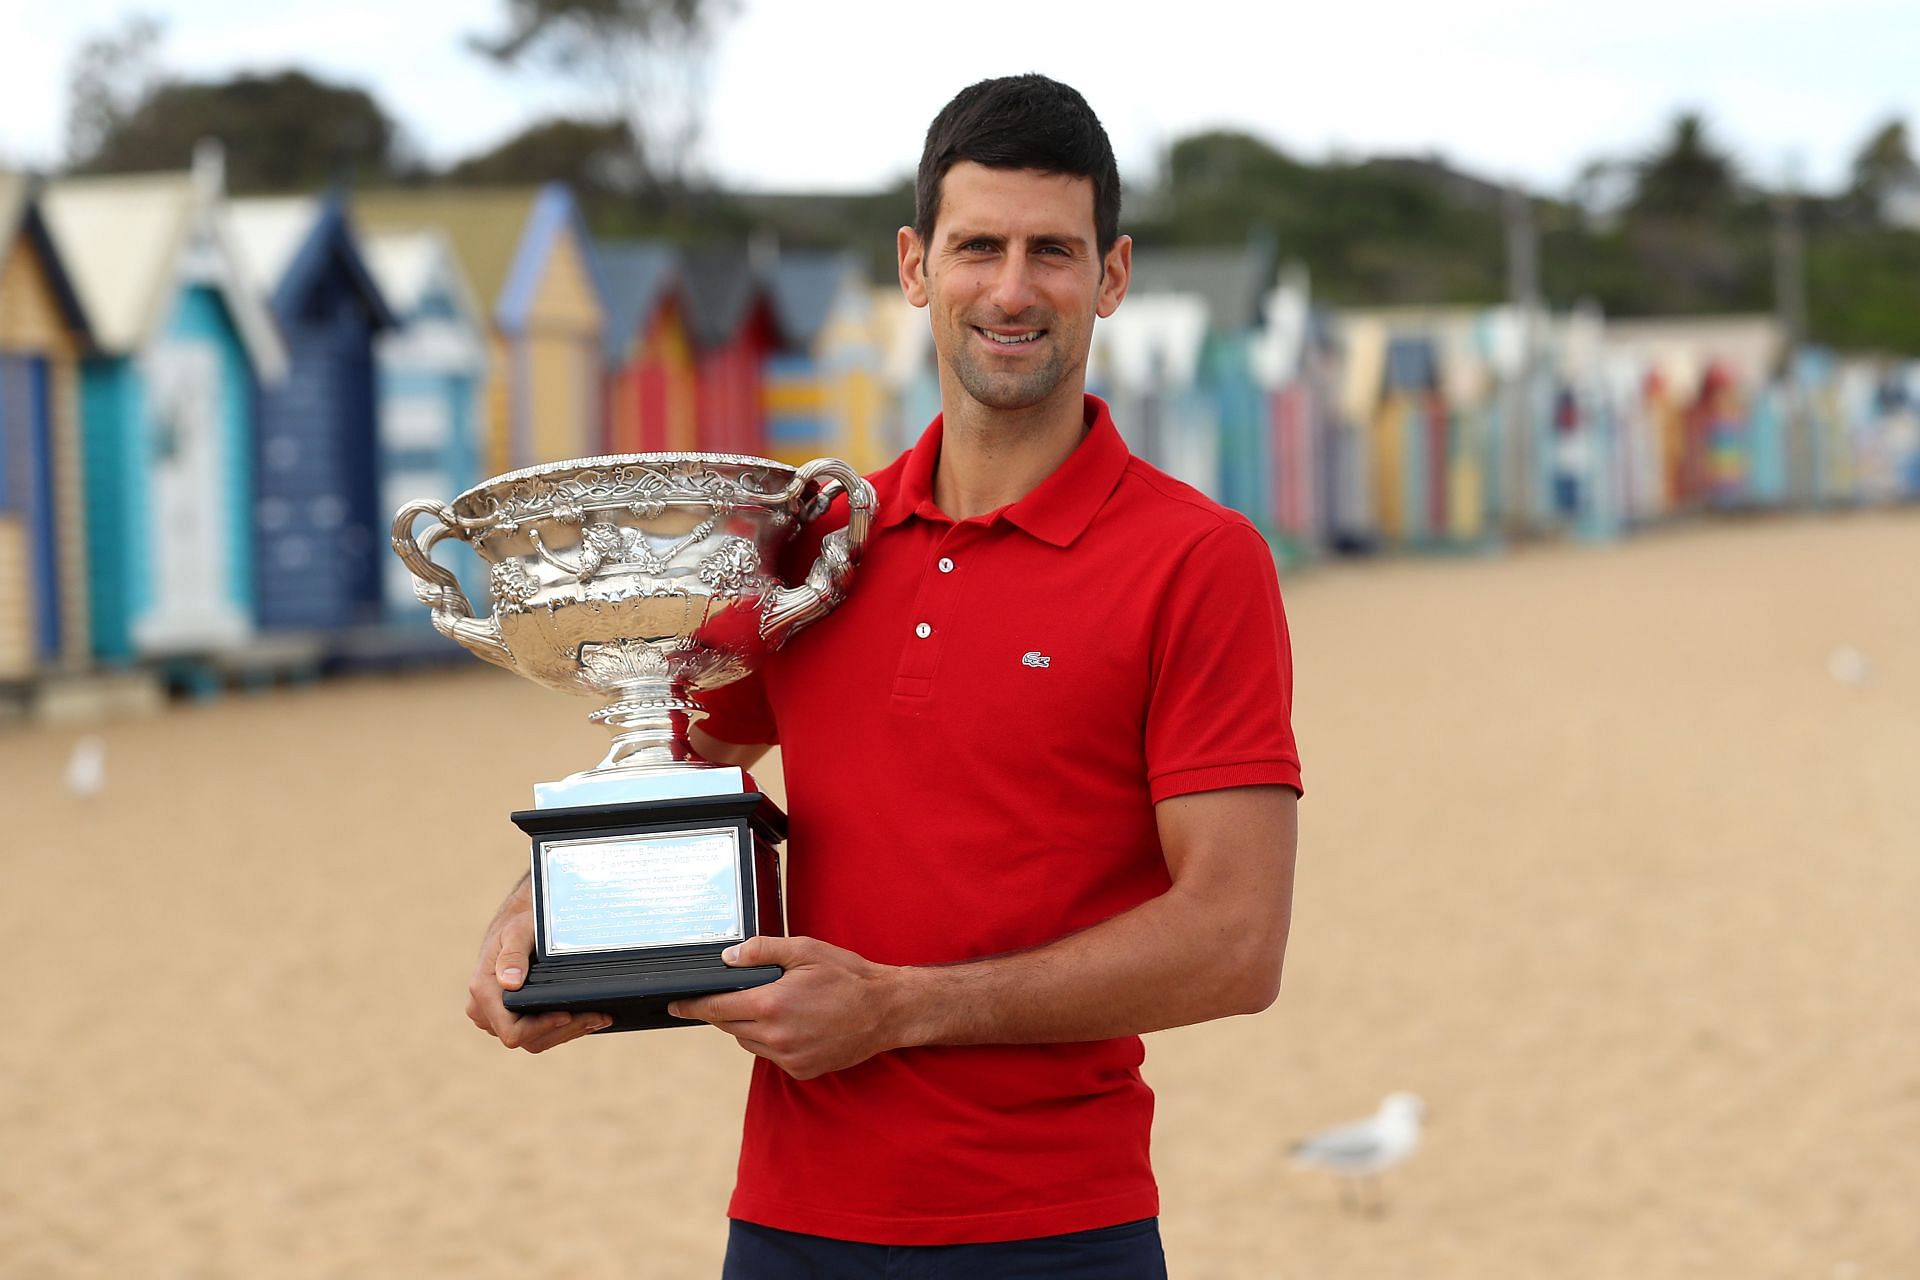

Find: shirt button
<box><xmin>914</xmin><ymin>622</ymin><xmax>932</xmax><ymax>639</ymax></box>
<box><xmin>937</xmin><ymin>557</ymin><xmax>955</xmax><ymax>574</ymax></box>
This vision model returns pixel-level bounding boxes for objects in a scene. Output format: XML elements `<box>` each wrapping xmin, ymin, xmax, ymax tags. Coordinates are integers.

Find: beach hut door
<box><xmin>140</xmin><ymin>342</ymin><xmax>236</xmax><ymax>647</ymax></box>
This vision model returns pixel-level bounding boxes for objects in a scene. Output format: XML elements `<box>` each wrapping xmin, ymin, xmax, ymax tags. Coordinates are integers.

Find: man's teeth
<box><xmin>983</xmin><ymin>329</ymin><xmax>1041</xmax><ymax>345</ymax></box>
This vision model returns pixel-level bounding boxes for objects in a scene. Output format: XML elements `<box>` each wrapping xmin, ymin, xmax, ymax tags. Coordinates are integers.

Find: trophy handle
<box><xmin>391</xmin><ymin>499</ymin><xmax>516</xmax><ymax>671</ymax></box>
<box><xmin>760</xmin><ymin>459</ymin><xmax>877</xmax><ymax>650</ymax></box>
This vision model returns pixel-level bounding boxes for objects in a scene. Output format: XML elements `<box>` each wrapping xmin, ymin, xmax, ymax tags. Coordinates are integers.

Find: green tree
<box><xmin>72</xmin><ymin>69</ymin><xmax>412</xmax><ymax>191</ymax></box>
<box><xmin>64</xmin><ymin>13</ymin><xmax>168</xmax><ymax>166</ymax></box>
<box><xmin>448</xmin><ymin>116</ymin><xmax>640</xmax><ymax>193</ymax></box>
<box><xmin>469</xmin><ymin>0</ymin><xmax>738</xmax><ymax>195</ymax></box>
<box><xmin>1629</xmin><ymin>112</ymin><xmax>1741</xmax><ymax>221</ymax></box>
<box><xmin>1847</xmin><ymin>118</ymin><xmax>1919</xmax><ymax>220</ymax></box>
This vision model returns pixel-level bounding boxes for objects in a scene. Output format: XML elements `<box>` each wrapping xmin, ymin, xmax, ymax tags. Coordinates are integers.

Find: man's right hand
<box><xmin>465</xmin><ymin>875</ymin><xmax>611</xmax><ymax>1052</ymax></box>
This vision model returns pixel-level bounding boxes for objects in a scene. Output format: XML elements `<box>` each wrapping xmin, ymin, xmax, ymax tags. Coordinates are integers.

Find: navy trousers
<box><xmin>721</xmin><ymin>1217</ymin><xmax>1168</xmax><ymax>1280</ymax></box>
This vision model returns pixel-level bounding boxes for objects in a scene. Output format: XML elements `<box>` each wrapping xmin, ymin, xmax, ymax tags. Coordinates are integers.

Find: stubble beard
<box><xmin>945</xmin><ymin>324</ymin><xmax>1074</xmax><ymax>411</ymax></box>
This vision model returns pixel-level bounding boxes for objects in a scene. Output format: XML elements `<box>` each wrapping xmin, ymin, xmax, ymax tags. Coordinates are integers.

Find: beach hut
<box><xmin>762</xmin><ymin>251</ymin><xmax>887</xmax><ymax>472</ymax></box>
<box><xmin>1126</xmin><ymin>243</ymin><xmax>1276</xmax><ymax>523</ymax></box>
<box><xmin>355</xmin><ymin>184</ymin><xmax>604</xmax><ymax>474</ymax></box>
<box><xmin>362</xmin><ymin>229</ymin><xmax>490</xmax><ymax>624</ymax></box>
<box><xmin>1601</xmin><ymin>316</ymin><xmax>1784</xmax><ymax>514</ymax></box>
<box><xmin>43</xmin><ymin>160</ymin><xmax>288</xmax><ymax>665</ymax></box>
<box><xmin>598</xmin><ymin>241</ymin><xmax>696</xmax><ymax>454</ymax></box>
<box><xmin>229</xmin><ymin>196</ymin><xmax>397</xmax><ymax>635</ymax></box>
<box><xmin>1248</xmin><ymin>271</ymin><xmax>1325</xmax><ymax>559</ymax></box>
<box><xmin>0</xmin><ymin>173</ymin><xmax>94</xmax><ymax>679</ymax></box>
<box><xmin>682</xmin><ymin>248</ymin><xmax>779</xmax><ymax>457</ymax></box>
<box><xmin>1088</xmin><ymin>291</ymin><xmax>1214</xmax><ymax>495</ymax></box>
<box><xmin>872</xmin><ymin>288</ymin><xmax>941</xmax><ymax>461</ymax></box>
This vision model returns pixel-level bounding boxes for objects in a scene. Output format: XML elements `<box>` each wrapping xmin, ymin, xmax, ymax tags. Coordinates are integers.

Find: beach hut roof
<box><xmin>0</xmin><ymin>172</ymin><xmax>93</xmax><ymax>346</ymax></box>
<box><xmin>1126</xmin><ymin>242</ymin><xmax>1277</xmax><ymax>332</ymax></box>
<box><xmin>765</xmin><ymin>251</ymin><xmax>863</xmax><ymax>350</ymax></box>
<box><xmin>363</xmin><ymin>228</ymin><xmax>485</xmax><ymax>330</ymax></box>
<box><xmin>230</xmin><ymin>194</ymin><xmax>395</xmax><ymax>331</ymax></box>
<box><xmin>353</xmin><ymin>185</ymin><xmax>545</xmax><ymax>319</ymax></box>
<box><xmin>41</xmin><ymin>169</ymin><xmax>286</xmax><ymax>378</ymax></box>
<box><xmin>680</xmin><ymin>247</ymin><xmax>763</xmax><ymax>350</ymax></box>
<box><xmin>594</xmin><ymin>240</ymin><xmax>681</xmax><ymax>362</ymax></box>
<box><xmin>494</xmin><ymin>184</ymin><xmax>601</xmax><ymax>334</ymax></box>
<box><xmin>229</xmin><ymin>196</ymin><xmax>317</xmax><ymax>294</ymax></box>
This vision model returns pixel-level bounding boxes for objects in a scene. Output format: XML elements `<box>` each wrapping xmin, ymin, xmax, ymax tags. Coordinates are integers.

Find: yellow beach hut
<box><xmin>0</xmin><ymin>173</ymin><xmax>94</xmax><ymax>678</ymax></box>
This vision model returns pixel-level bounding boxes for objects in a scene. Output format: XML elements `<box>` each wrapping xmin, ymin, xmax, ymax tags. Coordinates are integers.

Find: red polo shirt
<box><xmin>700</xmin><ymin>395</ymin><xmax>1301</xmax><ymax>1245</ymax></box>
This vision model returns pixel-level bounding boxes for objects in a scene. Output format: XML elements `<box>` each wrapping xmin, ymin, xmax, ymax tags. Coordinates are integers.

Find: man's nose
<box><xmin>986</xmin><ymin>254</ymin><xmax>1040</xmax><ymax>317</ymax></box>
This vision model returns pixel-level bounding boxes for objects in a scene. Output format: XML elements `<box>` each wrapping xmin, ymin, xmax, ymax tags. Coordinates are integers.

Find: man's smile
<box><xmin>974</xmin><ymin>326</ymin><xmax>1047</xmax><ymax>348</ymax></box>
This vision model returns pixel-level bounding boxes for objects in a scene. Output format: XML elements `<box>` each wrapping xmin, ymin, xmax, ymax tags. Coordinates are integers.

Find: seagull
<box><xmin>1289</xmin><ymin>1091</ymin><xmax>1425</xmax><ymax>1214</ymax></box>
<box><xmin>64</xmin><ymin>735</ymin><xmax>107</xmax><ymax>800</ymax></box>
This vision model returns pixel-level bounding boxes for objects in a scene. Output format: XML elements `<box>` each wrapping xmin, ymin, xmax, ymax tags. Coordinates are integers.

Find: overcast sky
<box><xmin>2</xmin><ymin>0</ymin><xmax>1915</xmax><ymax>198</ymax></box>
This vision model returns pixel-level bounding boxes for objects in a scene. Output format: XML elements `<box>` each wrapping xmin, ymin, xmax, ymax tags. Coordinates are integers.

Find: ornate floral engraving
<box><xmin>459</xmin><ymin>459</ymin><xmax>797</xmax><ymax>529</ymax></box>
<box><xmin>489</xmin><ymin>560</ymin><xmax>539</xmax><ymax>610</ymax></box>
<box><xmin>697</xmin><ymin>537</ymin><xmax>765</xmax><ymax>593</ymax></box>
<box><xmin>577</xmin><ymin>638</ymin><xmax>674</xmax><ymax>684</ymax></box>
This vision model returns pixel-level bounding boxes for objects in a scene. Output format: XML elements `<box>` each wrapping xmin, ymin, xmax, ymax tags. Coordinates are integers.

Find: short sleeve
<box><xmin>1144</xmin><ymin>520</ymin><xmax>1302</xmax><ymax>802</ymax></box>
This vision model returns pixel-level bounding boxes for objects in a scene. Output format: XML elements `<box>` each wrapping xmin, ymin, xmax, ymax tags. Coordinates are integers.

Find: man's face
<box><xmin>898</xmin><ymin>162</ymin><xmax>1130</xmax><ymax>415</ymax></box>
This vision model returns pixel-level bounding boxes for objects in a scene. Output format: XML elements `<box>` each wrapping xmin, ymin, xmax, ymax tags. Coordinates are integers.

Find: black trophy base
<box><xmin>503</xmin><ymin>791</ymin><xmax>788</xmax><ymax>1034</ymax></box>
<box><xmin>504</xmin><ymin>954</ymin><xmax>783</xmax><ymax>1032</ymax></box>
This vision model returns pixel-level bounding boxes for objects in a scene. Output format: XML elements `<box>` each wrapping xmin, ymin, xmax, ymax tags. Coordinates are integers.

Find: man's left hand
<box><xmin>668</xmin><ymin>936</ymin><xmax>905</xmax><ymax>1081</ymax></box>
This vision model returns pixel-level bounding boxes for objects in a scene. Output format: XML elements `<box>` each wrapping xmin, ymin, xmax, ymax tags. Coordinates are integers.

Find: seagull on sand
<box><xmin>1289</xmin><ymin>1091</ymin><xmax>1425</xmax><ymax>1214</ymax></box>
<box><xmin>64</xmin><ymin>735</ymin><xmax>107</xmax><ymax>800</ymax></box>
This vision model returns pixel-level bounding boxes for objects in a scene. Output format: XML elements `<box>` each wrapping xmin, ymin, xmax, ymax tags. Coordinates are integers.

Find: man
<box><xmin>467</xmin><ymin>74</ymin><xmax>1302</xmax><ymax>1277</ymax></box>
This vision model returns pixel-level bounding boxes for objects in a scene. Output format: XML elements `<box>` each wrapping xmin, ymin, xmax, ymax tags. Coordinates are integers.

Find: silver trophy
<box><xmin>393</xmin><ymin>452</ymin><xmax>876</xmax><ymax>1032</ymax></box>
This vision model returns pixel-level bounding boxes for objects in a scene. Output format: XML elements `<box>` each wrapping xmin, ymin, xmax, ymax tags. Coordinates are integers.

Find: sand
<box><xmin>3</xmin><ymin>510</ymin><xmax>1916</xmax><ymax>1279</ymax></box>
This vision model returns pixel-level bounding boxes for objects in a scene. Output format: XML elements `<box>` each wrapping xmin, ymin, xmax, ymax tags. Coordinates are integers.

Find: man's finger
<box><xmin>494</xmin><ymin>918</ymin><xmax>536</xmax><ymax>989</ymax></box>
<box><xmin>722</xmin><ymin>935</ymin><xmax>804</xmax><ymax>969</ymax></box>
<box><xmin>670</xmin><ymin>990</ymin><xmax>762</xmax><ymax>1024</ymax></box>
<box><xmin>505</xmin><ymin>1011</ymin><xmax>606</xmax><ymax>1052</ymax></box>
<box><xmin>517</xmin><ymin>1012</ymin><xmax>612</xmax><ymax>1053</ymax></box>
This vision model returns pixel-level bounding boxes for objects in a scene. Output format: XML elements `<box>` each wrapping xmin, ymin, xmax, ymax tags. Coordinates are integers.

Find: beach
<box><xmin>4</xmin><ymin>510</ymin><xmax>1916</xmax><ymax>1278</ymax></box>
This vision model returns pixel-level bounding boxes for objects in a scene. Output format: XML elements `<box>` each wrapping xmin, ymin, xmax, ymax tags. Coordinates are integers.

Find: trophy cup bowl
<box><xmin>392</xmin><ymin>452</ymin><xmax>876</xmax><ymax>1032</ymax></box>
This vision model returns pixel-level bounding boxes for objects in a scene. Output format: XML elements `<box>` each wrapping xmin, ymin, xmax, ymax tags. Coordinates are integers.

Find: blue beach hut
<box><xmin>363</xmin><ymin>228</ymin><xmax>489</xmax><ymax>625</ymax></box>
<box><xmin>0</xmin><ymin>172</ymin><xmax>95</xmax><ymax>679</ymax></box>
<box><xmin>43</xmin><ymin>159</ymin><xmax>288</xmax><ymax>664</ymax></box>
<box><xmin>230</xmin><ymin>195</ymin><xmax>397</xmax><ymax>637</ymax></box>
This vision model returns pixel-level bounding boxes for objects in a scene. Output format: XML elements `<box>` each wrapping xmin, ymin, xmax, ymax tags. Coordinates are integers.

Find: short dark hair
<box><xmin>914</xmin><ymin>74</ymin><xmax>1122</xmax><ymax>259</ymax></box>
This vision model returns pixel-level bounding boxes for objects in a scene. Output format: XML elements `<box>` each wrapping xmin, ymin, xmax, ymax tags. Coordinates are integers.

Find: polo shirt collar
<box><xmin>878</xmin><ymin>395</ymin><xmax>1131</xmax><ymax>548</ymax></box>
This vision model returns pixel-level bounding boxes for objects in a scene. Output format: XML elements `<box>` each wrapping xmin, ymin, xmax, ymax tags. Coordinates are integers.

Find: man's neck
<box><xmin>931</xmin><ymin>383</ymin><xmax>1089</xmax><ymax>522</ymax></box>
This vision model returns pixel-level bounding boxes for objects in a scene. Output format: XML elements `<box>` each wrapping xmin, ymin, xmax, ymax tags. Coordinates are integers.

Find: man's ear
<box><xmin>898</xmin><ymin>226</ymin><xmax>929</xmax><ymax>308</ymax></box>
<box><xmin>1096</xmin><ymin>234</ymin><xmax>1132</xmax><ymax>319</ymax></box>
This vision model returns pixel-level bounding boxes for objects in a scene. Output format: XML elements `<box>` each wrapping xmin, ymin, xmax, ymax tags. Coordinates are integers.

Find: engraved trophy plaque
<box><xmin>393</xmin><ymin>453</ymin><xmax>875</xmax><ymax>1032</ymax></box>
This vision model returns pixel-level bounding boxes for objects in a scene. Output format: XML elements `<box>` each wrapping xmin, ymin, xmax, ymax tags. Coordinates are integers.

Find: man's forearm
<box><xmin>880</xmin><ymin>875</ymin><xmax>1289</xmax><ymax>1049</ymax></box>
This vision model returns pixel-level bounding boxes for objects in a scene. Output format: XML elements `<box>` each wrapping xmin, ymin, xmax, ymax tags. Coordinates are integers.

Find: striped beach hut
<box><xmin>43</xmin><ymin>161</ymin><xmax>288</xmax><ymax>663</ymax></box>
<box><xmin>230</xmin><ymin>195</ymin><xmax>397</xmax><ymax>635</ymax></box>
<box><xmin>363</xmin><ymin>229</ymin><xmax>491</xmax><ymax>623</ymax></box>
<box><xmin>597</xmin><ymin>241</ymin><xmax>697</xmax><ymax>454</ymax></box>
<box><xmin>1249</xmin><ymin>270</ymin><xmax>1331</xmax><ymax>559</ymax></box>
<box><xmin>682</xmin><ymin>248</ymin><xmax>779</xmax><ymax>457</ymax></box>
<box><xmin>0</xmin><ymin>173</ymin><xmax>94</xmax><ymax>678</ymax></box>
<box><xmin>761</xmin><ymin>251</ymin><xmax>888</xmax><ymax>471</ymax></box>
<box><xmin>356</xmin><ymin>185</ymin><xmax>604</xmax><ymax>474</ymax></box>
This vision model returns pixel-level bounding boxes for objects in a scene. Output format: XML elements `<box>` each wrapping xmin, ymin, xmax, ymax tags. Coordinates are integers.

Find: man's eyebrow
<box><xmin>943</xmin><ymin>228</ymin><xmax>1091</xmax><ymax>250</ymax></box>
